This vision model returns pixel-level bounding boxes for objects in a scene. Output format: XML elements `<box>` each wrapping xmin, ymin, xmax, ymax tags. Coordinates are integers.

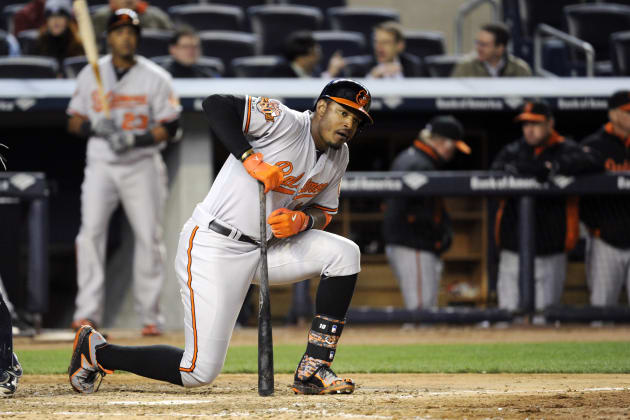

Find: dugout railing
<box><xmin>0</xmin><ymin>172</ymin><xmax>49</xmax><ymax>325</ymax></box>
<box><xmin>341</xmin><ymin>171</ymin><xmax>630</xmax><ymax>324</ymax></box>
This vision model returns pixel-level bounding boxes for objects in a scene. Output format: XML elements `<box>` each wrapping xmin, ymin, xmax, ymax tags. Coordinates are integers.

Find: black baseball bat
<box><xmin>258</xmin><ymin>182</ymin><xmax>274</xmax><ymax>396</ymax></box>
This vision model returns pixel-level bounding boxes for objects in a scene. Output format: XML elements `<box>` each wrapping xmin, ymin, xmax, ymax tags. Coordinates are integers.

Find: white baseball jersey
<box><xmin>67</xmin><ymin>54</ymin><xmax>181</xmax><ymax>163</ymax></box>
<box><xmin>199</xmin><ymin>95</ymin><xmax>347</xmax><ymax>239</ymax></box>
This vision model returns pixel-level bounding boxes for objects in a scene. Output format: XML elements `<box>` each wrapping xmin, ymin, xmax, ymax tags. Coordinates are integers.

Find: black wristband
<box><xmin>305</xmin><ymin>215</ymin><xmax>314</xmax><ymax>230</ymax></box>
<box><xmin>79</xmin><ymin>120</ymin><xmax>92</xmax><ymax>138</ymax></box>
<box><xmin>135</xmin><ymin>132</ymin><xmax>155</xmax><ymax>147</ymax></box>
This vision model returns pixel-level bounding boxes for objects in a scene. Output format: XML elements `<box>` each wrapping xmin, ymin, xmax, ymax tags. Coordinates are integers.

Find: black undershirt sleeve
<box><xmin>202</xmin><ymin>94</ymin><xmax>251</xmax><ymax>160</ymax></box>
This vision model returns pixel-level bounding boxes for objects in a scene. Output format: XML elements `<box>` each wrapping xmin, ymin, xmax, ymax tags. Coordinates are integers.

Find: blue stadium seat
<box><xmin>16</xmin><ymin>28</ymin><xmax>37</xmax><ymax>54</ymax></box>
<box><xmin>168</xmin><ymin>4</ymin><xmax>245</xmax><ymax>32</ymax></box>
<box><xmin>312</xmin><ymin>30</ymin><xmax>366</xmax><ymax>66</ymax></box>
<box><xmin>423</xmin><ymin>55</ymin><xmax>463</xmax><ymax>78</ymax></box>
<box><xmin>611</xmin><ymin>31</ymin><xmax>630</xmax><ymax>76</ymax></box>
<box><xmin>2</xmin><ymin>3</ymin><xmax>25</xmax><ymax>34</ymax></box>
<box><xmin>327</xmin><ymin>7</ymin><xmax>399</xmax><ymax>47</ymax></box>
<box><xmin>198</xmin><ymin>31</ymin><xmax>259</xmax><ymax>67</ymax></box>
<box><xmin>404</xmin><ymin>30</ymin><xmax>445</xmax><ymax>59</ymax></box>
<box><xmin>151</xmin><ymin>55</ymin><xmax>225</xmax><ymax>77</ymax></box>
<box><xmin>0</xmin><ymin>55</ymin><xmax>58</xmax><ymax>78</ymax></box>
<box><xmin>230</xmin><ymin>55</ymin><xmax>286</xmax><ymax>77</ymax></box>
<box><xmin>337</xmin><ymin>54</ymin><xmax>372</xmax><ymax>77</ymax></box>
<box><xmin>63</xmin><ymin>55</ymin><xmax>88</xmax><ymax>78</ymax></box>
<box><xmin>206</xmin><ymin>0</ymin><xmax>266</xmax><ymax>7</ymax></box>
<box><xmin>248</xmin><ymin>5</ymin><xmax>323</xmax><ymax>55</ymax></box>
<box><xmin>280</xmin><ymin>0</ymin><xmax>346</xmax><ymax>28</ymax></box>
<box><xmin>0</xmin><ymin>29</ymin><xmax>13</xmax><ymax>55</ymax></box>
<box><xmin>565</xmin><ymin>3</ymin><xmax>630</xmax><ymax>75</ymax></box>
<box><xmin>136</xmin><ymin>29</ymin><xmax>174</xmax><ymax>58</ymax></box>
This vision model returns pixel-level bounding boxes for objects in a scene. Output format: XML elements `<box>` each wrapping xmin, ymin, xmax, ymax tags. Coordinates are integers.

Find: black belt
<box><xmin>208</xmin><ymin>220</ymin><xmax>259</xmax><ymax>246</ymax></box>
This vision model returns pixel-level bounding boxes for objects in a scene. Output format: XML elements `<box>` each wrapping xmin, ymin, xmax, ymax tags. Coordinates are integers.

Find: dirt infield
<box><xmin>7</xmin><ymin>326</ymin><xmax>630</xmax><ymax>419</ymax></box>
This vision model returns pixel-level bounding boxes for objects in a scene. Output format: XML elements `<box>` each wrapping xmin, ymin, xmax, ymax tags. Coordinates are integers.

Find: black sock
<box><xmin>315</xmin><ymin>274</ymin><xmax>357</xmax><ymax>319</ymax></box>
<box><xmin>0</xmin><ymin>294</ymin><xmax>12</xmax><ymax>370</ymax></box>
<box><xmin>96</xmin><ymin>344</ymin><xmax>184</xmax><ymax>386</ymax></box>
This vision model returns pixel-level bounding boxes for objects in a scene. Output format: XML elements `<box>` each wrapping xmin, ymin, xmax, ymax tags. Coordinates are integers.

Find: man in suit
<box><xmin>364</xmin><ymin>21</ymin><xmax>422</xmax><ymax>79</ymax></box>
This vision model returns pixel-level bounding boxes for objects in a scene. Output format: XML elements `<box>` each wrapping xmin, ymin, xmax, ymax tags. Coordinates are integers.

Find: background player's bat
<box><xmin>73</xmin><ymin>0</ymin><xmax>110</xmax><ymax>118</ymax></box>
<box><xmin>258</xmin><ymin>182</ymin><xmax>274</xmax><ymax>396</ymax></box>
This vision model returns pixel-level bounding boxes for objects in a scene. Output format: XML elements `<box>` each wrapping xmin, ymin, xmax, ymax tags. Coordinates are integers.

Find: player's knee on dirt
<box><xmin>180</xmin><ymin>361</ymin><xmax>223</xmax><ymax>388</ymax></box>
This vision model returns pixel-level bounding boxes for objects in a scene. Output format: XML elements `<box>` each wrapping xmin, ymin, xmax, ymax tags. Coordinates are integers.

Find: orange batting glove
<box><xmin>242</xmin><ymin>152</ymin><xmax>283</xmax><ymax>193</ymax></box>
<box><xmin>267</xmin><ymin>208</ymin><xmax>310</xmax><ymax>238</ymax></box>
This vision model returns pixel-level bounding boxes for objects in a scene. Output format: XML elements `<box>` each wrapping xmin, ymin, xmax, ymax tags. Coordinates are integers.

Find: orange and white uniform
<box><xmin>176</xmin><ymin>96</ymin><xmax>360</xmax><ymax>387</ymax></box>
<box><xmin>67</xmin><ymin>54</ymin><xmax>181</xmax><ymax>328</ymax></box>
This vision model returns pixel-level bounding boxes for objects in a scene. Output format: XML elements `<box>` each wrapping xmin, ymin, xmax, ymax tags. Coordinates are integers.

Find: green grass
<box><xmin>18</xmin><ymin>342</ymin><xmax>630</xmax><ymax>375</ymax></box>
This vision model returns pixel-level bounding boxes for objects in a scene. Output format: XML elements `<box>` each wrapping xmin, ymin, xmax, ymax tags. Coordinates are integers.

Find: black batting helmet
<box><xmin>316</xmin><ymin>79</ymin><xmax>373</xmax><ymax>124</ymax></box>
<box><xmin>107</xmin><ymin>8</ymin><xmax>141</xmax><ymax>37</ymax></box>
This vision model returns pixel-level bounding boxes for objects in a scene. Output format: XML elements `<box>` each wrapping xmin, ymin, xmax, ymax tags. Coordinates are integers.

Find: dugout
<box><xmin>0</xmin><ymin>78</ymin><xmax>623</xmax><ymax>328</ymax></box>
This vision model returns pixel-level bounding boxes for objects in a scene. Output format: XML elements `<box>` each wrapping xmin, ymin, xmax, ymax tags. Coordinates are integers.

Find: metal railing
<box><xmin>534</xmin><ymin>23</ymin><xmax>595</xmax><ymax>78</ymax></box>
<box><xmin>455</xmin><ymin>0</ymin><xmax>501</xmax><ymax>55</ymax></box>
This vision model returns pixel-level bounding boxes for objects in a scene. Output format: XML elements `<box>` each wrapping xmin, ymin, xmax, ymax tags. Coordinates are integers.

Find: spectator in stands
<box><xmin>12</xmin><ymin>0</ymin><xmax>46</xmax><ymax>35</ymax></box>
<box><xmin>383</xmin><ymin>116</ymin><xmax>470</xmax><ymax>314</ymax></box>
<box><xmin>364</xmin><ymin>21</ymin><xmax>422</xmax><ymax>79</ymax></box>
<box><xmin>33</xmin><ymin>0</ymin><xmax>84</xmax><ymax>76</ymax></box>
<box><xmin>162</xmin><ymin>28</ymin><xmax>217</xmax><ymax>78</ymax></box>
<box><xmin>451</xmin><ymin>23</ymin><xmax>531</xmax><ymax>77</ymax></box>
<box><xmin>267</xmin><ymin>31</ymin><xmax>322</xmax><ymax>78</ymax></box>
<box><xmin>491</xmin><ymin>100</ymin><xmax>601</xmax><ymax>316</ymax></box>
<box><xmin>580</xmin><ymin>90</ymin><xmax>630</xmax><ymax>308</ymax></box>
<box><xmin>92</xmin><ymin>0</ymin><xmax>173</xmax><ymax>38</ymax></box>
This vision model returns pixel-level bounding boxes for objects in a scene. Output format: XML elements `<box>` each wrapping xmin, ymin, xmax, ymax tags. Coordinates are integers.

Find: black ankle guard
<box><xmin>296</xmin><ymin>315</ymin><xmax>345</xmax><ymax>380</ymax></box>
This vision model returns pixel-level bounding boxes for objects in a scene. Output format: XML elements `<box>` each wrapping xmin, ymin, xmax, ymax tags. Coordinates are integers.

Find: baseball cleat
<box><xmin>71</xmin><ymin>318</ymin><xmax>98</xmax><ymax>331</ymax></box>
<box><xmin>141</xmin><ymin>324</ymin><xmax>162</xmax><ymax>337</ymax></box>
<box><xmin>0</xmin><ymin>353</ymin><xmax>23</xmax><ymax>397</ymax></box>
<box><xmin>68</xmin><ymin>325</ymin><xmax>111</xmax><ymax>393</ymax></box>
<box><xmin>292</xmin><ymin>365</ymin><xmax>355</xmax><ymax>395</ymax></box>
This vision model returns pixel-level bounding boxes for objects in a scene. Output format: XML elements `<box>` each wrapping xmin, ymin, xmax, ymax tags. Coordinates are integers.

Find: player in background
<box><xmin>580</xmin><ymin>90</ymin><xmax>630</xmax><ymax>309</ymax></box>
<box><xmin>492</xmin><ymin>100</ymin><xmax>601</xmax><ymax>318</ymax></box>
<box><xmin>68</xmin><ymin>79</ymin><xmax>372</xmax><ymax>396</ymax></box>
<box><xmin>0</xmin><ymin>146</ymin><xmax>23</xmax><ymax>397</ymax></box>
<box><xmin>383</xmin><ymin>116</ymin><xmax>470</xmax><ymax>316</ymax></box>
<box><xmin>66</xmin><ymin>9</ymin><xmax>181</xmax><ymax>335</ymax></box>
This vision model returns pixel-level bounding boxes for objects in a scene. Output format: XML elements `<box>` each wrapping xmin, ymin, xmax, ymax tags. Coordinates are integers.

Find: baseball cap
<box><xmin>107</xmin><ymin>8</ymin><xmax>141</xmax><ymax>35</ymax></box>
<box><xmin>45</xmin><ymin>0</ymin><xmax>72</xmax><ymax>17</ymax></box>
<box><xmin>514</xmin><ymin>100</ymin><xmax>552</xmax><ymax>123</ymax></box>
<box><xmin>608</xmin><ymin>90</ymin><xmax>630</xmax><ymax>111</ymax></box>
<box><xmin>426</xmin><ymin>115</ymin><xmax>470</xmax><ymax>154</ymax></box>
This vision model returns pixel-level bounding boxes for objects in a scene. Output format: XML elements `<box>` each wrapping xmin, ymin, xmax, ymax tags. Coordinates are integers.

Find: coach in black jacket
<box><xmin>491</xmin><ymin>100</ymin><xmax>601</xmax><ymax>314</ymax></box>
<box><xmin>383</xmin><ymin>116</ymin><xmax>470</xmax><ymax>311</ymax></box>
<box><xmin>580</xmin><ymin>90</ymin><xmax>630</xmax><ymax>307</ymax></box>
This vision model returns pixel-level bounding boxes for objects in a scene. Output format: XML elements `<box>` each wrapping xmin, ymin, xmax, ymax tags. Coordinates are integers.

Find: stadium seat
<box><xmin>198</xmin><ymin>31</ymin><xmax>258</xmax><ymax>68</ymax></box>
<box><xmin>337</xmin><ymin>54</ymin><xmax>372</xmax><ymax>77</ymax></box>
<box><xmin>564</xmin><ymin>3</ymin><xmax>630</xmax><ymax>75</ymax></box>
<box><xmin>327</xmin><ymin>7</ymin><xmax>399</xmax><ymax>46</ymax></box>
<box><xmin>136</xmin><ymin>29</ymin><xmax>174</xmax><ymax>58</ymax></box>
<box><xmin>168</xmin><ymin>4</ymin><xmax>245</xmax><ymax>32</ymax></box>
<box><xmin>248</xmin><ymin>5</ymin><xmax>323</xmax><ymax>55</ymax></box>
<box><xmin>403</xmin><ymin>30</ymin><xmax>445</xmax><ymax>59</ymax></box>
<box><xmin>0</xmin><ymin>29</ymin><xmax>12</xmax><ymax>55</ymax></box>
<box><xmin>151</xmin><ymin>55</ymin><xmax>225</xmax><ymax>77</ymax></box>
<box><xmin>206</xmin><ymin>0</ymin><xmax>266</xmax><ymax>7</ymax></box>
<box><xmin>147</xmin><ymin>0</ymin><xmax>192</xmax><ymax>12</ymax></box>
<box><xmin>611</xmin><ymin>31</ymin><xmax>630</xmax><ymax>76</ymax></box>
<box><xmin>63</xmin><ymin>55</ymin><xmax>88</xmax><ymax>78</ymax></box>
<box><xmin>312</xmin><ymin>30</ymin><xmax>366</xmax><ymax>66</ymax></box>
<box><xmin>16</xmin><ymin>28</ymin><xmax>37</xmax><ymax>55</ymax></box>
<box><xmin>2</xmin><ymin>3</ymin><xmax>25</xmax><ymax>34</ymax></box>
<box><xmin>0</xmin><ymin>55</ymin><xmax>58</xmax><ymax>78</ymax></box>
<box><xmin>423</xmin><ymin>55</ymin><xmax>463</xmax><ymax>77</ymax></box>
<box><xmin>230</xmin><ymin>55</ymin><xmax>286</xmax><ymax>77</ymax></box>
<box><xmin>280</xmin><ymin>0</ymin><xmax>346</xmax><ymax>27</ymax></box>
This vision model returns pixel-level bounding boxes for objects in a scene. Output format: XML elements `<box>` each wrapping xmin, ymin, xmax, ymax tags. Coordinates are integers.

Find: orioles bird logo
<box><xmin>355</xmin><ymin>89</ymin><xmax>369</xmax><ymax>107</ymax></box>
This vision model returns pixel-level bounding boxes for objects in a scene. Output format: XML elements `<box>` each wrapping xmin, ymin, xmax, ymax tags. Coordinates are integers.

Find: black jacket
<box><xmin>161</xmin><ymin>59</ymin><xmax>218</xmax><ymax>78</ymax></box>
<box><xmin>352</xmin><ymin>52</ymin><xmax>422</xmax><ymax>78</ymax></box>
<box><xmin>383</xmin><ymin>140</ymin><xmax>452</xmax><ymax>254</ymax></box>
<box><xmin>580</xmin><ymin>123</ymin><xmax>630</xmax><ymax>248</ymax></box>
<box><xmin>491</xmin><ymin>131</ymin><xmax>602</xmax><ymax>255</ymax></box>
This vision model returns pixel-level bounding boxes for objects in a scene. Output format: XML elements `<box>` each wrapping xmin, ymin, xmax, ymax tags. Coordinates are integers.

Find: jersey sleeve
<box><xmin>242</xmin><ymin>95</ymin><xmax>300</xmax><ymax>146</ymax></box>
<box><xmin>66</xmin><ymin>67</ymin><xmax>91</xmax><ymax>118</ymax></box>
<box><xmin>151</xmin><ymin>74</ymin><xmax>182</xmax><ymax>123</ymax></box>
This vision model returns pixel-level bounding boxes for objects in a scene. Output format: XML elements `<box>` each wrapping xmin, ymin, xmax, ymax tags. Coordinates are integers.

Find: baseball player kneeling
<box><xmin>69</xmin><ymin>79</ymin><xmax>373</xmax><ymax>395</ymax></box>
